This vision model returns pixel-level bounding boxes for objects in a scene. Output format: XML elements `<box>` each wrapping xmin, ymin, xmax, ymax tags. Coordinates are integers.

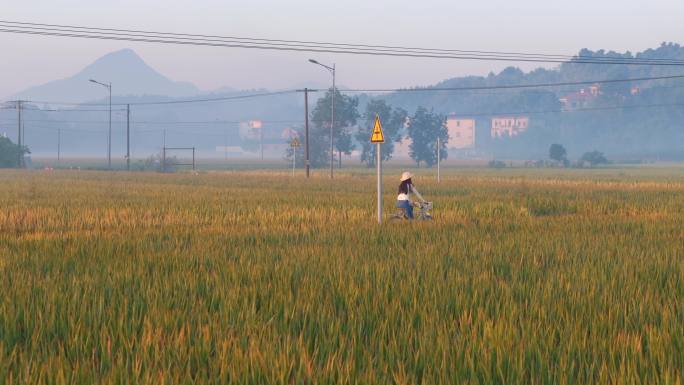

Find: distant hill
<box><xmin>12</xmin><ymin>49</ymin><xmax>200</xmax><ymax>103</ymax></box>
<box><xmin>4</xmin><ymin>43</ymin><xmax>684</xmax><ymax>161</ymax></box>
<box><xmin>376</xmin><ymin>42</ymin><xmax>684</xmax><ymax>159</ymax></box>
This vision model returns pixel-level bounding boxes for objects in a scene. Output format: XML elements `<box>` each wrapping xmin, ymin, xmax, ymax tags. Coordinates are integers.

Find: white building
<box><xmin>446</xmin><ymin>118</ymin><xmax>475</xmax><ymax>149</ymax></box>
<box><xmin>491</xmin><ymin>117</ymin><xmax>529</xmax><ymax>138</ymax></box>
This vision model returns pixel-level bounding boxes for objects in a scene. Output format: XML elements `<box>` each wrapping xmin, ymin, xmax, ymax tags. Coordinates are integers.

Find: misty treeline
<box><xmin>382</xmin><ymin>43</ymin><xmax>684</xmax><ymax>160</ymax></box>
<box><xmin>289</xmin><ymin>43</ymin><xmax>684</xmax><ymax>164</ymax></box>
<box><xmin>5</xmin><ymin>43</ymin><xmax>684</xmax><ymax>161</ymax></box>
<box><xmin>285</xmin><ymin>89</ymin><xmax>448</xmax><ymax>168</ymax></box>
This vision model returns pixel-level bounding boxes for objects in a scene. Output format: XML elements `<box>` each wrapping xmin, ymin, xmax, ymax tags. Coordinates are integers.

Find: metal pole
<box><xmin>192</xmin><ymin>147</ymin><xmax>196</xmax><ymax>171</ymax></box>
<box><xmin>162</xmin><ymin>129</ymin><xmax>166</xmax><ymax>173</ymax></box>
<box><xmin>17</xmin><ymin>100</ymin><xmax>22</xmax><ymax>167</ymax></box>
<box><xmin>437</xmin><ymin>137</ymin><xmax>441</xmax><ymax>183</ymax></box>
<box><xmin>330</xmin><ymin>65</ymin><xmax>335</xmax><ymax>179</ymax></box>
<box><xmin>377</xmin><ymin>142</ymin><xmax>382</xmax><ymax>224</ymax></box>
<box><xmin>126</xmin><ymin>104</ymin><xmax>130</xmax><ymax>171</ymax></box>
<box><xmin>57</xmin><ymin>128</ymin><xmax>61</xmax><ymax>163</ymax></box>
<box><xmin>304</xmin><ymin>88</ymin><xmax>310</xmax><ymax>178</ymax></box>
<box><xmin>108</xmin><ymin>84</ymin><xmax>112</xmax><ymax>170</ymax></box>
<box><xmin>260</xmin><ymin>125</ymin><xmax>264</xmax><ymax>161</ymax></box>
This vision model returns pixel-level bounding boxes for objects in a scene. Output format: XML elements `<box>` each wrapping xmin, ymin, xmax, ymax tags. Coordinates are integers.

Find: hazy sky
<box><xmin>1</xmin><ymin>0</ymin><xmax>682</xmax><ymax>98</ymax></box>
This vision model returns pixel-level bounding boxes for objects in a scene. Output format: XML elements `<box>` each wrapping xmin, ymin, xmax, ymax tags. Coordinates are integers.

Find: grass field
<box><xmin>1</xmin><ymin>168</ymin><xmax>682</xmax><ymax>384</ymax></box>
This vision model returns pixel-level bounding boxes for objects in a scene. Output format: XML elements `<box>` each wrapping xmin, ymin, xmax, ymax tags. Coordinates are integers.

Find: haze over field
<box><xmin>2</xmin><ymin>44</ymin><xmax>683</xmax><ymax>162</ymax></box>
<box><xmin>1</xmin><ymin>0</ymin><xmax>683</xmax><ymax>165</ymax></box>
<box><xmin>1</xmin><ymin>0</ymin><xmax>683</xmax><ymax>98</ymax></box>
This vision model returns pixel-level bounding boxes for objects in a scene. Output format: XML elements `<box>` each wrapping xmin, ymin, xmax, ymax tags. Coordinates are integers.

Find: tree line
<box><xmin>380</xmin><ymin>43</ymin><xmax>684</xmax><ymax>160</ymax></box>
<box><xmin>286</xmin><ymin>88</ymin><xmax>449</xmax><ymax>168</ymax></box>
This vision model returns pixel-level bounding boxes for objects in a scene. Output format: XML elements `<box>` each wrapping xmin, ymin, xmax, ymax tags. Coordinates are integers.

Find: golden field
<box><xmin>0</xmin><ymin>168</ymin><xmax>682</xmax><ymax>384</ymax></box>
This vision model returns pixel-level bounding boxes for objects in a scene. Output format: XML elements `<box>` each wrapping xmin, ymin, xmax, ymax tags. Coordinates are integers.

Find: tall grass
<box><xmin>0</xmin><ymin>169</ymin><xmax>682</xmax><ymax>384</ymax></box>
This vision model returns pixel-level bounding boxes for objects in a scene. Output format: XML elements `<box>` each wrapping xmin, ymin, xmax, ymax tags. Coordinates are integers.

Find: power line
<box><xmin>1</xmin><ymin>105</ymin><xmax>127</xmax><ymax>112</ymax></box>
<box><xmin>7</xmin><ymin>20</ymin><xmax>680</xmax><ymax>64</ymax></box>
<box><xmin>2</xmin><ymin>20</ymin><xmax>684</xmax><ymax>66</ymax></box>
<box><xmin>332</xmin><ymin>75</ymin><xmax>684</xmax><ymax>93</ymax></box>
<box><xmin>5</xmin><ymin>90</ymin><xmax>297</xmax><ymax>107</ymax></box>
<box><xmin>4</xmin><ymin>74</ymin><xmax>683</xmax><ymax>108</ymax></box>
<box><xmin>1</xmin><ymin>119</ymin><xmax>301</xmax><ymax>124</ymax></box>
<box><xmin>448</xmin><ymin>102</ymin><xmax>684</xmax><ymax>118</ymax></box>
<box><xmin>9</xmin><ymin>102</ymin><xmax>684</xmax><ymax>130</ymax></box>
<box><xmin>25</xmin><ymin>107</ymin><xmax>127</xmax><ymax>112</ymax></box>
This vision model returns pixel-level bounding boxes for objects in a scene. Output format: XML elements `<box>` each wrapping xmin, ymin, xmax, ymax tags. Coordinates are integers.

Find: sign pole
<box><xmin>370</xmin><ymin>114</ymin><xmax>385</xmax><ymax>225</ymax></box>
<box><xmin>377</xmin><ymin>142</ymin><xmax>382</xmax><ymax>224</ymax></box>
<box><xmin>290</xmin><ymin>137</ymin><xmax>301</xmax><ymax>177</ymax></box>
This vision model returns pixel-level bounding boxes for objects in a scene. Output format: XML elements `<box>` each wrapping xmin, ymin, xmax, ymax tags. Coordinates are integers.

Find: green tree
<box><xmin>311</xmin><ymin>88</ymin><xmax>359</xmax><ymax>168</ymax></box>
<box><xmin>549</xmin><ymin>143</ymin><xmax>568</xmax><ymax>164</ymax></box>
<box><xmin>0</xmin><ymin>137</ymin><xmax>29</xmax><ymax>168</ymax></box>
<box><xmin>355</xmin><ymin>100</ymin><xmax>407</xmax><ymax>167</ymax></box>
<box><xmin>407</xmin><ymin>107</ymin><xmax>448</xmax><ymax>167</ymax></box>
<box><xmin>581</xmin><ymin>150</ymin><xmax>608</xmax><ymax>167</ymax></box>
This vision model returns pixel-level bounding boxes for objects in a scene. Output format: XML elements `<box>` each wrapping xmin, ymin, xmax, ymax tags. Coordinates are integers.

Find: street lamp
<box><xmin>309</xmin><ymin>59</ymin><xmax>335</xmax><ymax>179</ymax></box>
<box><xmin>89</xmin><ymin>79</ymin><xmax>112</xmax><ymax>170</ymax></box>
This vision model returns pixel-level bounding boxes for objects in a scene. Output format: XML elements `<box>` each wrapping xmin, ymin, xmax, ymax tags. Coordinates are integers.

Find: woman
<box><xmin>397</xmin><ymin>171</ymin><xmax>420</xmax><ymax>219</ymax></box>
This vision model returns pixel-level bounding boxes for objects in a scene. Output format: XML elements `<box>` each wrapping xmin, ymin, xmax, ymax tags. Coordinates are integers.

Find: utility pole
<box><xmin>224</xmin><ymin>128</ymin><xmax>228</xmax><ymax>161</ymax></box>
<box><xmin>162</xmin><ymin>129</ymin><xmax>166</xmax><ymax>173</ymax></box>
<box><xmin>57</xmin><ymin>128</ymin><xmax>61</xmax><ymax>164</ymax></box>
<box><xmin>108</xmin><ymin>84</ymin><xmax>112</xmax><ymax>169</ymax></box>
<box><xmin>330</xmin><ymin>63</ymin><xmax>335</xmax><ymax>179</ymax></box>
<box><xmin>17</xmin><ymin>100</ymin><xmax>22</xmax><ymax>168</ymax></box>
<box><xmin>260</xmin><ymin>125</ymin><xmax>264</xmax><ymax>161</ymax></box>
<box><xmin>308</xmin><ymin>59</ymin><xmax>335</xmax><ymax>178</ymax></box>
<box><xmin>304</xmin><ymin>88</ymin><xmax>310</xmax><ymax>178</ymax></box>
<box><xmin>126</xmin><ymin>104</ymin><xmax>131</xmax><ymax>171</ymax></box>
<box><xmin>89</xmin><ymin>79</ymin><xmax>112</xmax><ymax>169</ymax></box>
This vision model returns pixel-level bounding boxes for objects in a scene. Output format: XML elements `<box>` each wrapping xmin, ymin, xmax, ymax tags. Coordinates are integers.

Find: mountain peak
<box><xmin>89</xmin><ymin>48</ymin><xmax>145</xmax><ymax>68</ymax></box>
<box><xmin>13</xmin><ymin>49</ymin><xmax>199</xmax><ymax>103</ymax></box>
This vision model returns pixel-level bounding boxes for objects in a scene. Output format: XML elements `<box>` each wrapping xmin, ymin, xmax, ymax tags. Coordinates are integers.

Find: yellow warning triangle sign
<box><xmin>370</xmin><ymin>114</ymin><xmax>385</xmax><ymax>143</ymax></box>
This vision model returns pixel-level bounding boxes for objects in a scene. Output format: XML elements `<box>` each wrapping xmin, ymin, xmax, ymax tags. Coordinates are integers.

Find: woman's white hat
<box><xmin>400</xmin><ymin>171</ymin><xmax>413</xmax><ymax>181</ymax></box>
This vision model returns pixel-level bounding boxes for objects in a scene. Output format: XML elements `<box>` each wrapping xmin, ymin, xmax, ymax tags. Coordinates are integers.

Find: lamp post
<box><xmin>309</xmin><ymin>59</ymin><xmax>335</xmax><ymax>179</ymax></box>
<box><xmin>89</xmin><ymin>79</ymin><xmax>112</xmax><ymax>169</ymax></box>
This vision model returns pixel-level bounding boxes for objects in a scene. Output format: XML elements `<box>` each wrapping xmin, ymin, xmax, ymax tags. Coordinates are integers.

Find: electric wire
<box><xmin>1</xmin><ymin>21</ymin><xmax>683</xmax><ymax>66</ymax></box>
<box><xmin>7</xmin><ymin>101</ymin><xmax>683</xmax><ymax>132</ymax></box>
<box><xmin>6</xmin><ymin>20</ymin><xmax>679</xmax><ymax>64</ymax></box>
<box><xmin>3</xmin><ymin>74</ymin><xmax>683</xmax><ymax>108</ymax></box>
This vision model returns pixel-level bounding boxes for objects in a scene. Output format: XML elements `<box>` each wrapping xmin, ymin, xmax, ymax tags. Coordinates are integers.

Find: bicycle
<box><xmin>389</xmin><ymin>201</ymin><xmax>433</xmax><ymax>221</ymax></box>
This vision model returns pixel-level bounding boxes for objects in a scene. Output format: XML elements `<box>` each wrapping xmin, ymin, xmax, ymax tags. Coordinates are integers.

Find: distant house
<box><xmin>559</xmin><ymin>84</ymin><xmax>600</xmax><ymax>110</ymax></box>
<box><xmin>238</xmin><ymin>120</ymin><xmax>263</xmax><ymax>139</ymax></box>
<box><xmin>491</xmin><ymin>117</ymin><xmax>529</xmax><ymax>138</ymax></box>
<box><xmin>446</xmin><ymin>118</ymin><xmax>475</xmax><ymax>149</ymax></box>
